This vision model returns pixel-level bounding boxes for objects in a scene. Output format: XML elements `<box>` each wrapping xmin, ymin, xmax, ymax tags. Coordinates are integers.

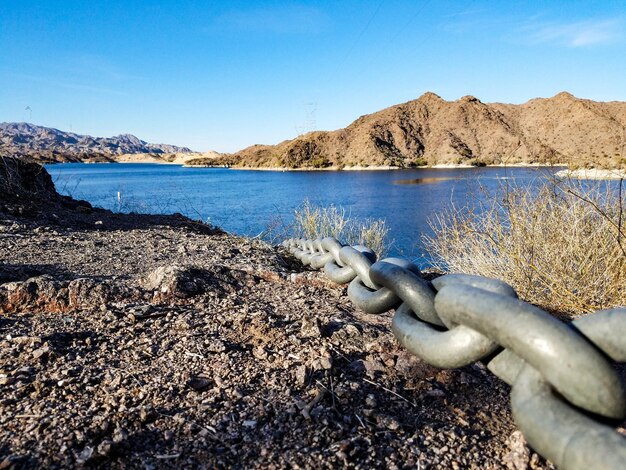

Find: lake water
<box><xmin>45</xmin><ymin>163</ymin><xmax>560</xmax><ymax>264</ymax></box>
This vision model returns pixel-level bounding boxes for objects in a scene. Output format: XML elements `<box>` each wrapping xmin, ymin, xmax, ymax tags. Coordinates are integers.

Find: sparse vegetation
<box><xmin>292</xmin><ymin>200</ymin><xmax>391</xmax><ymax>256</ymax></box>
<box><xmin>310</xmin><ymin>156</ymin><xmax>331</xmax><ymax>168</ymax></box>
<box><xmin>424</xmin><ymin>179</ymin><xmax>626</xmax><ymax>316</ymax></box>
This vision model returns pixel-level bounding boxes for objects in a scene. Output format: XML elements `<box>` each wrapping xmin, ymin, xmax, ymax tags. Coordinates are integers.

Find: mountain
<box><xmin>218</xmin><ymin>92</ymin><xmax>626</xmax><ymax>169</ymax></box>
<box><xmin>0</xmin><ymin>122</ymin><xmax>193</xmax><ymax>163</ymax></box>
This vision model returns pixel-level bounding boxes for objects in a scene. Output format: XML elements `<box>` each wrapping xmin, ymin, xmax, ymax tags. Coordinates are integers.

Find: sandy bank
<box><xmin>430</xmin><ymin>163</ymin><xmax>475</xmax><ymax>168</ymax></box>
<box><xmin>555</xmin><ymin>168</ymin><xmax>626</xmax><ymax>180</ymax></box>
<box><xmin>430</xmin><ymin>162</ymin><xmax>568</xmax><ymax>169</ymax></box>
<box><xmin>114</xmin><ymin>151</ymin><xmax>220</xmax><ymax>165</ymax></box>
<box><xmin>229</xmin><ymin>165</ymin><xmax>402</xmax><ymax>172</ymax></box>
<box><xmin>191</xmin><ymin>162</ymin><xmax>568</xmax><ymax>172</ymax></box>
<box><xmin>64</xmin><ymin>157</ymin><xmax>570</xmax><ymax>172</ymax></box>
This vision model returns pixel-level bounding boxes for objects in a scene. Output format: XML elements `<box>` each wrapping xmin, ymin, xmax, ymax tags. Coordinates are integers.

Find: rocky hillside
<box><xmin>222</xmin><ymin>92</ymin><xmax>626</xmax><ymax>169</ymax></box>
<box><xmin>0</xmin><ymin>122</ymin><xmax>192</xmax><ymax>163</ymax></box>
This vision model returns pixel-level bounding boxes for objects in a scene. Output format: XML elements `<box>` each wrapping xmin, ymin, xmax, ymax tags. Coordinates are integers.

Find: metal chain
<box><xmin>283</xmin><ymin>236</ymin><xmax>626</xmax><ymax>470</ymax></box>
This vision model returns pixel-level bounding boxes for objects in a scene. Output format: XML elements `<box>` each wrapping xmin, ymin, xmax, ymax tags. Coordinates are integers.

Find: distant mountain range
<box><xmin>4</xmin><ymin>92</ymin><xmax>626</xmax><ymax>169</ymax></box>
<box><xmin>217</xmin><ymin>92</ymin><xmax>626</xmax><ymax>169</ymax></box>
<box><xmin>0</xmin><ymin>122</ymin><xmax>192</xmax><ymax>163</ymax></box>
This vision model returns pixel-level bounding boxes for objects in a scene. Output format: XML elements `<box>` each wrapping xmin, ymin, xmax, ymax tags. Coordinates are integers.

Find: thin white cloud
<box><xmin>56</xmin><ymin>81</ymin><xmax>129</xmax><ymax>96</ymax></box>
<box><xmin>9</xmin><ymin>73</ymin><xmax>128</xmax><ymax>96</ymax></box>
<box><xmin>71</xmin><ymin>54</ymin><xmax>142</xmax><ymax>81</ymax></box>
<box><xmin>211</xmin><ymin>4</ymin><xmax>328</xmax><ymax>35</ymax></box>
<box><xmin>440</xmin><ymin>9</ymin><xmax>515</xmax><ymax>34</ymax></box>
<box><xmin>442</xmin><ymin>11</ymin><xmax>623</xmax><ymax>48</ymax></box>
<box><xmin>525</xmin><ymin>19</ymin><xmax>623</xmax><ymax>47</ymax></box>
<box><xmin>443</xmin><ymin>7</ymin><xmax>490</xmax><ymax>20</ymax></box>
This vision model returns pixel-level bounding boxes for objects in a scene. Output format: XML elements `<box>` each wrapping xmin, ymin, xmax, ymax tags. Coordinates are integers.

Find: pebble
<box><xmin>319</xmin><ymin>356</ymin><xmax>333</xmax><ymax>370</ymax></box>
<box><xmin>97</xmin><ymin>440</ymin><xmax>113</xmax><ymax>456</ymax></box>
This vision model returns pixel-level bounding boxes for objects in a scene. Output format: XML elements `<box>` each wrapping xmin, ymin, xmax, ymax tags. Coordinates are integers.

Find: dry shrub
<box><xmin>293</xmin><ymin>200</ymin><xmax>391</xmax><ymax>256</ymax></box>
<box><xmin>424</xmin><ymin>180</ymin><xmax>626</xmax><ymax>316</ymax></box>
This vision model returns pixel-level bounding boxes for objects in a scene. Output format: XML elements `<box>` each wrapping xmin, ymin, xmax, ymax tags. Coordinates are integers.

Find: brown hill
<box><xmin>221</xmin><ymin>92</ymin><xmax>626</xmax><ymax>169</ymax></box>
<box><xmin>0</xmin><ymin>122</ymin><xmax>193</xmax><ymax>163</ymax></box>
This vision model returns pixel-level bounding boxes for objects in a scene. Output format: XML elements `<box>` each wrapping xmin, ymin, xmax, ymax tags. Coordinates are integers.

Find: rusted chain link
<box><xmin>283</xmin><ymin>236</ymin><xmax>626</xmax><ymax>470</ymax></box>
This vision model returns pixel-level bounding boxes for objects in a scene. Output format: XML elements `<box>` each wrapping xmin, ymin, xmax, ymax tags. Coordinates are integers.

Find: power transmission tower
<box><xmin>303</xmin><ymin>102</ymin><xmax>317</xmax><ymax>133</ymax></box>
<box><xmin>294</xmin><ymin>102</ymin><xmax>318</xmax><ymax>136</ymax></box>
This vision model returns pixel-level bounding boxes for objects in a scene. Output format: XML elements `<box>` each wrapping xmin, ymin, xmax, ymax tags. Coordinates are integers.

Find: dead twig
<box><xmin>362</xmin><ymin>378</ymin><xmax>416</xmax><ymax>407</ymax></box>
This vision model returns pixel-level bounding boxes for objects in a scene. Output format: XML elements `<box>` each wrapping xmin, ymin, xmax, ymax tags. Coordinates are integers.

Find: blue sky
<box><xmin>1</xmin><ymin>0</ymin><xmax>625</xmax><ymax>152</ymax></box>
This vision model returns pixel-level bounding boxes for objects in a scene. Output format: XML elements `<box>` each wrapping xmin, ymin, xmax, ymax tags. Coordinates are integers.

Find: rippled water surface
<box><xmin>46</xmin><ymin>164</ymin><xmax>560</xmax><ymax>263</ymax></box>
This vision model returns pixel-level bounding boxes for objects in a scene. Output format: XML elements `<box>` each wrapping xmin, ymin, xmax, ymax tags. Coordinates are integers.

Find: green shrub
<box><xmin>310</xmin><ymin>156</ymin><xmax>331</xmax><ymax>168</ymax></box>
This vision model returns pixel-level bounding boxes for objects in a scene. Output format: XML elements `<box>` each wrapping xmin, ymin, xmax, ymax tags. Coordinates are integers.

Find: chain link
<box><xmin>283</xmin><ymin>236</ymin><xmax>626</xmax><ymax>470</ymax></box>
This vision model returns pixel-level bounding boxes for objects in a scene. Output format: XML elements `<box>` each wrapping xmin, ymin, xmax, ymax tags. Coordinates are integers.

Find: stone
<box><xmin>97</xmin><ymin>440</ymin><xmax>113</xmax><ymax>456</ymax></box>
<box><xmin>187</xmin><ymin>376</ymin><xmax>212</xmax><ymax>392</ymax></box>
<box><xmin>75</xmin><ymin>446</ymin><xmax>94</xmax><ymax>464</ymax></box>
<box><xmin>300</xmin><ymin>317</ymin><xmax>321</xmax><ymax>338</ymax></box>
<box><xmin>295</xmin><ymin>365</ymin><xmax>308</xmax><ymax>386</ymax></box>
<box><xmin>32</xmin><ymin>346</ymin><xmax>50</xmax><ymax>361</ymax></box>
<box><xmin>113</xmin><ymin>427</ymin><xmax>129</xmax><ymax>444</ymax></box>
<box><xmin>503</xmin><ymin>431</ymin><xmax>530</xmax><ymax>470</ymax></box>
<box><xmin>320</xmin><ymin>356</ymin><xmax>333</xmax><ymax>370</ymax></box>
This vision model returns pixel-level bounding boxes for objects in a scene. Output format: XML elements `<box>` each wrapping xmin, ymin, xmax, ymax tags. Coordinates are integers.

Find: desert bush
<box><xmin>292</xmin><ymin>200</ymin><xmax>391</xmax><ymax>256</ymax></box>
<box><xmin>412</xmin><ymin>157</ymin><xmax>428</xmax><ymax>167</ymax></box>
<box><xmin>424</xmin><ymin>179</ymin><xmax>626</xmax><ymax>316</ymax></box>
<box><xmin>310</xmin><ymin>156</ymin><xmax>331</xmax><ymax>168</ymax></box>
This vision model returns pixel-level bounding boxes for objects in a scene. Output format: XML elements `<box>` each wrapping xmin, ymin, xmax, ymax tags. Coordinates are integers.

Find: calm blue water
<box><xmin>45</xmin><ymin>163</ymin><xmax>560</xmax><ymax>263</ymax></box>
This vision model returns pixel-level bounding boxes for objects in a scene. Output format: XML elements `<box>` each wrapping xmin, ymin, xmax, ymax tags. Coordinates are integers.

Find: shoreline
<box><xmin>227</xmin><ymin>163</ymin><xmax>567</xmax><ymax>172</ymax></box>
<box><xmin>111</xmin><ymin>160</ymin><xmax>569</xmax><ymax>171</ymax></box>
<box><xmin>555</xmin><ymin>168</ymin><xmax>626</xmax><ymax>180</ymax></box>
<box><xmin>51</xmin><ymin>158</ymin><xmax>626</xmax><ymax>179</ymax></box>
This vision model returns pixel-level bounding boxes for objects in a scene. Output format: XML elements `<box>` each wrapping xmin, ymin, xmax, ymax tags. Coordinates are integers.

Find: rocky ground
<box><xmin>0</xmin><ymin>157</ymin><xmax>555</xmax><ymax>468</ymax></box>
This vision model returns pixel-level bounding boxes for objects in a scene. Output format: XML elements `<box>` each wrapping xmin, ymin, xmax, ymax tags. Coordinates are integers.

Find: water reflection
<box><xmin>393</xmin><ymin>177</ymin><xmax>459</xmax><ymax>185</ymax></box>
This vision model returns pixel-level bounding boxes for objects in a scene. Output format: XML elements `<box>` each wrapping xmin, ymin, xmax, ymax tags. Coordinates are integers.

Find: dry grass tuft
<box><xmin>424</xmin><ymin>179</ymin><xmax>626</xmax><ymax>316</ymax></box>
<box><xmin>293</xmin><ymin>200</ymin><xmax>391</xmax><ymax>256</ymax></box>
